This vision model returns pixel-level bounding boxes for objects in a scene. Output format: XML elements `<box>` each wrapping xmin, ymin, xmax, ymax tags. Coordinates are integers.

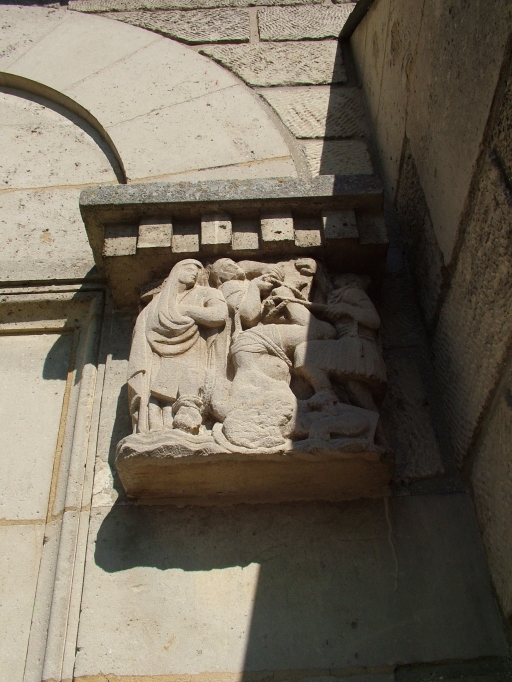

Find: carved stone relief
<box><xmin>116</xmin><ymin>257</ymin><xmax>391</xmax><ymax>501</ymax></box>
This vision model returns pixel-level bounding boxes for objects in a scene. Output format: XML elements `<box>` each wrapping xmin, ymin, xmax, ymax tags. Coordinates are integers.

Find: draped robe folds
<box><xmin>127</xmin><ymin>260</ymin><xmax>228</xmax><ymax>434</ymax></box>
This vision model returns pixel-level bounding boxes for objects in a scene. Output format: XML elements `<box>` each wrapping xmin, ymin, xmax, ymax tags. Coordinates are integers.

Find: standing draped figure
<box><xmin>127</xmin><ymin>259</ymin><xmax>228</xmax><ymax>435</ymax></box>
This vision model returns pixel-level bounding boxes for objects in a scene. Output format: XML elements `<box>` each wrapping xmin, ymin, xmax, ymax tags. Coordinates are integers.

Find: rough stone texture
<box><xmin>0</xmin><ymin>188</ymin><xmax>97</xmax><ymax>282</ymax></box>
<box><xmin>103</xmin><ymin>224</ymin><xmax>138</xmax><ymax>256</ymax></box>
<box><xmin>74</xmin><ymin>494</ymin><xmax>507</xmax><ymax>677</ymax></box>
<box><xmin>469</xmin><ymin>58</ymin><xmax>512</xmax><ymax>626</ymax></box>
<box><xmin>103</xmin><ymin>8</ymin><xmax>250</xmax><ymax>44</ymax></box>
<box><xmin>493</xmin><ymin>64</ymin><xmax>512</xmax><ymax>182</ymax></box>
<box><xmin>80</xmin><ymin>176</ymin><xmax>386</xmax><ymax>308</ymax></box>
<box><xmin>201</xmin><ymin>213</ymin><xmax>232</xmax><ymax>246</ymax></box>
<box><xmin>0</xmin><ymin>91</ymin><xmax>115</xmax><ymax>190</ymax></box>
<box><xmin>405</xmin><ymin>0</ymin><xmax>511</xmax><ymax>264</ymax></box>
<box><xmin>350</xmin><ymin>0</ymin><xmax>424</xmax><ymax>200</ymax></box>
<box><xmin>1</xmin><ymin>7</ymin><xmax>298</xmax><ymax>185</ymax></box>
<box><xmin>0</xmin><ymin>6</ymin><xmax>68</xmax><ymax>69</ymax></box>
<box><xmin>0</xmin><ymin>333</ymin><xmax>72</xmax><ymax>520</ymax></box>
<box><xmin>294</xmin><ymin>218</ymin><xmax>322</xmax><ymax>248</ymax></box>
<box><xmin>199</xmin><ymin>42</ymin><xmax>347</xmax><ymax>87</ymax></box>
<box><xmin>322</xmin><ymin>209</ymin><xmax>358</xmax><ymax>240</ymax></box>
<box><xmin>395</xmin><ymin>141</ymin><xmax>445</xmax><ymax>329</ymax></box>
<box><xmin>172</xmin><ymin>223</ymin><xmax>200</xmax><ymax>253</ymax></box>
<box><xmin>472</xmin><ymin>365</ymin><xmax>512</xmax><ymax>622</ymax></box>
<box><xmin>259</xmin><ymin>5</ymin><xmax>355</xmax><ymax>42</ymax></box>
<box><xmin>116</xmin><ymin>258</ymin><xmax>390</xmax><ymax>502</ymax></box>
<box><xmin>70</xmin><ymin>0</ymin><xmax>324</xmax><ymax>10</ymax></box>
<box><xmin>432</xmin><ymin>154</ymin><xmax>512</xmax><ymax>464</ymax></box>
<box><xmin>80</xmin><ymin>175</ymin><xmax>383</xmax><ymax>211</ymax></box>
<box><xmin>381</xmin><ymin>351</ymin><xmax>443</xmax><ymax>482</ymax></box>
<box><xmin>0</xmin><ymin>89</ymin><xmax>115</xmax><ymax>282</ymax></box>
<box><xmin>352</xmin><ymin>0</ymin><xmax>511</xmax><ymax>263</ymax></box>
<box><xmin>376</xmin><ymin>258</ymin><xmax>445</xmax><ymax>482</ymax></box>
<box><xmin>301</xmin><ymin>140</ymin><xmax>373</xmax><ymax>176</ymax></box>
<box><xmin>232</xmin><ymin>219</ymin><xmax>260</xmax><ymax>251</ymax></box>
<box><xmin>260</xmin><ymin>212</ymin><xmax>294</xmax><ymax>243</ymax></box>
<box><xmin>138</xmin><ymin>217</ymin><xmax>173</xmax><ymax>249</ymax></box>
<box><xmin>258</xmin><ymin>86</ymin><xmax>368</xmax><ymax>139</ymax></box>
<box><xmin>0</xmin><ymin>524</ymin><xmax>46</xmax><ymax>682</ymax></box>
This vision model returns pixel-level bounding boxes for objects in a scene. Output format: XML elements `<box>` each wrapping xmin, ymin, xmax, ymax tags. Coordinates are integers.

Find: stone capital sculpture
<box><xmin>116</xmin><ymin>257</ymin><xmax>391</xmax><ymax>501</ymax></box>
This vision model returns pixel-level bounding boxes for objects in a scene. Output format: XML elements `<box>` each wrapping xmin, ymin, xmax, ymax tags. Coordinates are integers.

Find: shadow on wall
<box><xmin>90</xmin><ymin>34</ymin><xmax>504</xmax><ymax>667</ymax></box>
<box><xmin>318</xmin><ymin>39</ymin><xmax>370</xmax><ymax>176</ymax></box>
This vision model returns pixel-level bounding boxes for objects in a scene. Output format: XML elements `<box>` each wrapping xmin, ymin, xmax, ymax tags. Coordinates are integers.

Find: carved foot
<box><xmin>307</xmin><ymin>389</ymin><xmax>338</xmax><ymax>410</ymax></box>
<box><xmin>173</xmin><ymin>406</ymin><xmax>202</xmax><ymax>434</ymax></box>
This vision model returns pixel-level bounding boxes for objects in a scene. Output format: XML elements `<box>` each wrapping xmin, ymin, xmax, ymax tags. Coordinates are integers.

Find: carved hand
<box><xmin>326</xmin><ymin>303</ymin><xmax>351</xmax><ymax>321</ymax></box>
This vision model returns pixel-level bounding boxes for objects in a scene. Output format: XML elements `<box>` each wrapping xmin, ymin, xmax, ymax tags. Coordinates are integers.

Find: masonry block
<box><xmin>137</xmin><ymin>217</ymin><xmax>172</xmax><ymax>249</ymax></box>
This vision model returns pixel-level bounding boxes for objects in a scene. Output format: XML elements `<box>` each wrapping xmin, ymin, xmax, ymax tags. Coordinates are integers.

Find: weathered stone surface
<box><xmin>116</xmin><ymin>433</ymin><xmax>391</xmax><ymax>503</ymax></box>
<box><xmin>172</xmin><ymin>223</ymin><xmax>200</xmax><ymax>253</ymax></box>
<box><xmin>294</xmin><ymin>217</ymin><xmax>322</xmax><ymax>248</ymax></box>
<box><xmin>7</xmin><ymin>10</ymin><xmax>156</xmax><ymax>93</ymax></box>
<box><xmin>104</xmin><ymin>8</ymin><xmax>250</xmax><ymax>44</ymax></box>
<box><xmin>80</xmin><ymin>176</ymin><xmax>386</xmax><ymax>308</ymax></box>
<box><xmin>0</xmin><ymin>88</ymin><xmax>114</xmax><ymax>283</ymax></box>
<box><xmin>432</xmin><ymin>154</ymin><xmax>512</xmax><ymax>464</ymax></box>
<box><xmin>322</xmin><ymin>209</ymin><xmax>358</xmax><ymax>240</ymax></box>
<box><xmin>381</xmin><ymin>351</ymin><xmax>444</xmax><ymax>481</ymax></box>
<box><xmin>200</xmin><ymin>42</ymin><xmax>346</xmax><ymax>87</ymax></box>
<box><xmin>138</xmin><ymin>217</ymin><xmax>172</xmax><ymax>249</ymax></box>
<box><xmin>70</xmin><ymin>0</ymin><xmax>323</xmax><ymax>10</ymax></box>
<box><xmin>260</xmin><ymin>211</ymin><xmax>294</xmax><ymax>244</ymax></box>
<box><xmin>405</xmin><ymin>0</ymin><xmax>511</xmax><ymax>263</ymax></box>
<box><xmin>259</xmin><ymin>86</ymin><xmax>368</xmax><ymax>139</ymax></box>
<box><xmin>493</xmin><ymin>62</ymin><xmax>512</xmax><ymax>182</ymax></box>
<box><xmin>201</xmin><ymin>213</ymin><xmax>232</xmax><ymax>246</ymax></box>
<box><xmin>0</xmin><ymin>188</ymin><xmax>97</xmax><ymax>282</ymax></box>
<box><xmin>302</xmin><ymin>140</ymin><xmax>373</xmax><ymax>176</ymax></box>
<box><xmin>80</xmin><ymin>175</ymin><xmax>383</xmax><ymax>212</ymax></box>
<box><xmin>0</xmin><ymin>6</ymin><xmax>68</xmax><ymax>69</ymax></box>
<box><xmin>472</xmin><ymin>364</ymin><xmax>512</xmax><ymax>622</ymax></box>
<box><xmin>232</xmin><ymin>219</ymin><xmax>260</xmax><ymax>251</ymax></box>
<box><xmin>1</xmin><ymin>7</ymin><xmax>298</xmax><ymax>186</ymax></box>
<box><xmin>117</xmin><ymin>258</ymin><xmax>390</xmax><ymax>501</ymax></box>
<box><xmin>351</xmin><ymin>0</ymin><xmax>424</xmax><ymax>200</ymax></box>
<box><xmin>259</xmin><ymin>5</ymin><xmax>355</xmax><ymax>41</ymax></box>
<box><xmin>0</xmin><ymin>91</ymin><xmax>115</xmax><ymax>190</ymax></box>
<box><xmin>0</xmin><ymin>333</ymin><xmax>72</xmax><ymax>521</ymax></box>
<box><xmin>74</xmin><ymin>494</ymin><xmax>507</xmax><ymax>677</ymax></box>
<box><xmin>0</xmin><ymin>524</ymin><xmax>45</xmax><ymax>682</ymax></box>
<box><xmin>103</xmin><ymin>224</ymin><xmax>138</xmax><ymax>256</ymax></box>
<box><xmin>396</xmin><ymin>141</ymin><xmax>445</xmax><ymax>329</ymax></box>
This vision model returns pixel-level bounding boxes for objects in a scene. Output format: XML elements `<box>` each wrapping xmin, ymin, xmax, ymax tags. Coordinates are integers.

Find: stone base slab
<box><xmin>116</xmin><ymin>431</ymin><xmax>393</xmax><ymax>504</ymax></box>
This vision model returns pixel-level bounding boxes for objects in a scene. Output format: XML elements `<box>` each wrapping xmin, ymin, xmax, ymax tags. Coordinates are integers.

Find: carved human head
<box><xmin>177</xmin><ymin>260</ymin><xmax>201</xmax><ymax>287</ymax></box>
<box><xmin>210</xmin><ymin>258</ymin><xmax>245</xmax><ymax>286</ymax></box>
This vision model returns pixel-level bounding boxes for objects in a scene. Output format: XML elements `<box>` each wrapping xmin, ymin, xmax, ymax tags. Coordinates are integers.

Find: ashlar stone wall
<box><xmin>1</xmin><ymin>2</ymin><xmax>511</xmax><ymax>681</ymax></box>
<box><xmin>68</xmin><ymin>0</ymin><xmax>375</xmax><ymax>180</ymax></box>
<box><xmin>351</xmin><ymin>0</ymin><xmax>512</xmax><ymax>625</ymax></box>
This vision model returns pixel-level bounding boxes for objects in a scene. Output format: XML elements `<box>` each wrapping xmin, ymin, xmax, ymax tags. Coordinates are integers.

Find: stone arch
<box><xmin>0</xmin><ymin>5</ymin><xmax>301</xmax><ymax>282</ymax></box>
<box><xmin>0</xmin><ymin>5</ymin><xmax>300</xmax><ymax>184</ymax></box>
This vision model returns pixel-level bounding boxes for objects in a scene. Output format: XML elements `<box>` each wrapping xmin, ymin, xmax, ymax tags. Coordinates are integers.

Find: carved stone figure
<box><xmin>127</xmin><ymin>259</ymin><xmax>228</xmax><ymax>435</ymax></box>
<box><xmin>293</xmin><ymin>274</ymin><xmax>388</xmax><ymax>444</ymax></box>
<box><xmin>117</xmin><ymin>257</ymin><xmax>391</xmax><ymax>501</ymax></box>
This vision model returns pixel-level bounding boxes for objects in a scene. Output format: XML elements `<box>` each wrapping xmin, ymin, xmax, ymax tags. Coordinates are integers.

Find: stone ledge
<box><xmin>80</xmin><ymin>176</ymin><xmax>386</xmax><ymax>308</ymax></box>
<box><xmin>116</xmin><ymin>430</ymin><xmax>393</xmax><ymax>503</ymax></box>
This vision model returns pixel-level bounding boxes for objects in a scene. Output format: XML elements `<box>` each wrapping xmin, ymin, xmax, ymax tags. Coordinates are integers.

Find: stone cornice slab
<box><xmin>80</xmin><ymin>175</ymin><xmax>386</xmax><ymax>308</ymax></box>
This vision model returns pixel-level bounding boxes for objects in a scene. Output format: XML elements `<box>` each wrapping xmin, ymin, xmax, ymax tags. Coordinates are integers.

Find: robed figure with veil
<box><xmin>127</xmin><ymin>259</ymin><xmax>228</xmax><ymax>436</ymax></box>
